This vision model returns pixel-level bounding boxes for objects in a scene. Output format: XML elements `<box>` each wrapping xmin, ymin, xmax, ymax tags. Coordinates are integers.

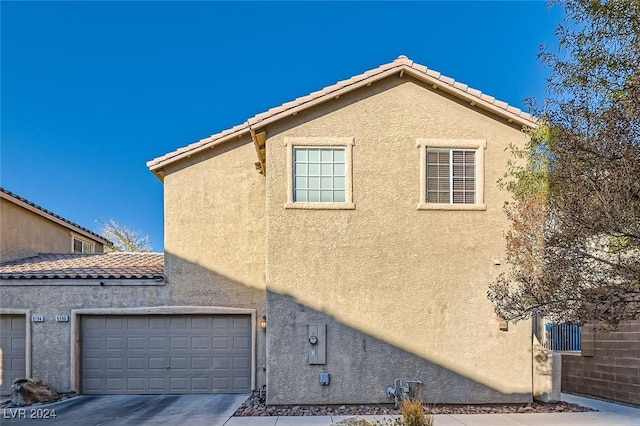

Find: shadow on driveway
<box><xmin>1</xmin><ymin>394</ymin><xmax>249</xmax><ymax>426</ymax></box>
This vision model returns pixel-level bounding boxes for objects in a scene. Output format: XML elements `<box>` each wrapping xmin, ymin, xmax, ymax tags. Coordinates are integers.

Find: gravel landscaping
<box><xmin>233</xmin><ymin>393</ymin><xmax>598</xmax><ymax>417</ymax></box>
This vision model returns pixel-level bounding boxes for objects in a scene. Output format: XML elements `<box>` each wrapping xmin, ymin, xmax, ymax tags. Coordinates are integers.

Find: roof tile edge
<box><xmin>147</xmin><ymin>55</ymin><xmax>538</xmax><ymax>172</ymax></box>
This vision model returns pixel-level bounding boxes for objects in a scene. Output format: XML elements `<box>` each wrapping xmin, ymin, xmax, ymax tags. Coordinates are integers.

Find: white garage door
<box><xmin>81</xmin><ymin>315</ymin><xmax>251</xmax><ymax>394</ymax></box>
<box><xmin>0</xmin><ymin>315</ymin><xmax>26</xmax><ymax>395</ymax></box>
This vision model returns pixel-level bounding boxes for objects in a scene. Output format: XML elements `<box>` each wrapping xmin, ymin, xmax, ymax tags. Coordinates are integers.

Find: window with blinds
<box><xmin>427</xmin><ymin>148</ymin><xmax>476</xmax><ymax>204</ymax></box>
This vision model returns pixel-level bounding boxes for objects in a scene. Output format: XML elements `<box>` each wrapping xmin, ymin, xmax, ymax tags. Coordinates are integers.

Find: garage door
<box><xmin>81</xmin><ymin>315</ymin><xmax>251</xmax><ymax>394</ymax></box>
<box><xmin>0</xmin><ymin>315</ymin><xmax>26</xmax><ymax>395</ymax></box>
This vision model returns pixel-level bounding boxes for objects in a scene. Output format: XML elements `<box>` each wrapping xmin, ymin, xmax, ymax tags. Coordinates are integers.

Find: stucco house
<box><xmin>1</xmin><ymin>56</ymin><xmax>544</xmax><ymax>404</ymax></box>
<box><xmin>0</xmin><ymin>187</ymin><xmax>111</xmax><ymax>260</ymax></box>
<box><xmin>145</xmin><ymin>55</ymin><xmax>540</xmax><ymax>405</ymax></box>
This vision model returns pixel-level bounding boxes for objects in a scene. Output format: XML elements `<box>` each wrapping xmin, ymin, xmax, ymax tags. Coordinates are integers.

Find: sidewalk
<box><xmin>224</xmin><ymin>393</ymin><xmax>640</xmax><ymax>426</ymax></box>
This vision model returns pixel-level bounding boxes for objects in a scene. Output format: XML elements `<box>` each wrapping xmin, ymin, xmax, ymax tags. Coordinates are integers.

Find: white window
<box><xmin>294</xmin><ymin>147</ymin><xmax>346</xmax><ymax>203</ymax></box>
<box><xmin>285</xmin><ymin>137</ymin><xmax>355</xmax><ymax>209</ymax></box>
<box><xmin>427</xmin><ymin>148</ymin><xmax>476</xmax><ymax>204</ymax></box>
<box><xmin>417</xmin><ymin>139</ymin><xmax>486</xmax><ymax>210</ymax></box>
<box><xmin>73</xmin><ymin>237</ymin><xmax>94</xmax><ymax>253</ymax></box>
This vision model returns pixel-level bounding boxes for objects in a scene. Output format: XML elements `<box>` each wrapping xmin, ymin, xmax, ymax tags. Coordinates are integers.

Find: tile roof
<box><xmin>0</xmin><ymin>253</ymin><xmax>164</xmax><ymax>280</ymax></box>
<box><xmin>0</xmin><ymin>187</ymin><xmax>112</xmax><ymax>246</ymax></box>
<box><xmin>147</xmin><ymin>55</ymin><xmax>539</xmax><ymax>173</ymax></box>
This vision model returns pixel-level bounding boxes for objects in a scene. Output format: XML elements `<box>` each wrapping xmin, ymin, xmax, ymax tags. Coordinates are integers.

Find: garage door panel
<box><xmin>0</xmin><ymin>315</ymin><xmax>26</xmax><ymax>396</ymax></box>
<box><xmin>149</xmin><ymin>377</ymin><xmax>167</xmax><ymax>391</ymax></box>
<box><xmin>191</xmin><ymin>377</ymin><xmax>208</xmax><ymax>391</ymax></box>
<box><xmin>106</xmin><ymin>317</ymin><xmax>125</xmax><ymax>329</ymax></box>
<box><xmin>83</xmin><ymin>317</ymin><xmax>104</xmax><ymax>329</ymax></box>
<box><xmin>106</xmin><ymin>377</ymin><xmax>125</xmax><ymax>392</ymax></box>
<box><xmin>148</xmin><ymin>337</ymin><xmax>166</xmax><ymax>350</ymax></box>
<box><xmin>127</xmin><ymin>357</ymin><xmax>147</xmax><ymax>371</ymax></box>
<box><xmin>170</xmin><ymin>336</ymin><xmax>188</xmax><ymax>350</ymax></box>
<box><xmin>12</xmin><ymin>337</ymin><xmax>25</xmax><ymax>351</ymax></box>
<box><xmin>234</xmin><ymin>356</ymin><xmax>251</xmax><ymax>369</ymax></box>
<box><xmin>191</xmin><ymin>357</ymin><xmax>209</xmax><ymax>370</ymax></box>
<box><xmin>212</xmin><ymin>377</ymin><xmax>229</xmax><ymax>390</ymax></box>
<box><xmin>81</xmin><ymin>314</ymin><xmax>251</xmax><ymax>394</ymax></box>
<box><xmin>126</xmin><ymin>337</ymin><xmax>147</xmax><ymax>350</ymax></box>
<box><xmin>233</xmin><ymin>336</ymin><xmax>250</xmax><ymax>349</ymax></box>
<box><xmin>12</xmin><ymin>358</ymin><xmax>26</xmax><ymax>370</ymax></box>
<box><xmin>84</xmin><ymin>357</ymin><xmax>103</xmax><ymax>370</ymax></box>
<box><xmin>213</xmin><ymin>337</ymin><xmax>230</xmax><ymax>349</ymax></box>
<box><xmin>233</xmin><ymin>377</ymin><xmax>250</xmax><ymax>390</ymax></box>
<box><xmin>106</xmin><ymin>337</ymin><xmax>125</xmax><ymax>350</ymax></box>
<box><xmin>127</xmin><ymin>318</ymin><xmax>149</xmax><ymax>329</ymax></box>
<box><xmin>233</xmin><ymin>317</ymin><xmax>250</xmax><ymax>329</ymax></box>
<box><xmin>148</xmin><ymin>317</ymin><xmax>167</xmax><ymax>329</ymax></box>
<box><xmin>170</xmin><ymin>377</ymin><xmax>188</xmax><ymax>391</ymax></box>
<box><xmin>191</xmin><ymin>317</ymin><xmax>211</xmax><ymax>329</ymax></box>
<box><xmin>83</xmin><ymin>378</ymin><xmax>102</xmax><ymax>392</ymax></box>
<box><xmin>126</xmin><ymin>377</ymin><xmax>146</xmax><ymax>392</ymax></box>
<box><xmin>148</xmin><ymin>357</ymin><xmax>167</xmax><ymax>370</ymax></box>
<box><xmin>170</xmin><ymin>317</ymin><xmax>188</xmax><ymax>330</ymax></box>
<box><xmin>83</xmin><ymin>336</ymin><xmax>105</xmax><ymax>350</ymax></box>
<box><xmin>191</xmin><ymin>336</ymin><xmax>210</xmax><ymax>350</ymax></box>
<box><xmin>213</xmin><ymin>317</ymin><xmax>230</xmax><ymax>328</ymax></box>
<box><xmin>169</xmin><ymin>357</ymin><xmax>187</xmax><ymax>370</ymax></box>
<box><xmin>105</xmin><ymin>358</ymin><xmax>123</xmax><ymax>371</ymax></box>
<box><xmin>212</xmin><ymin>357</ymin><xmax>229</xmax><ymax>370</ymax></box>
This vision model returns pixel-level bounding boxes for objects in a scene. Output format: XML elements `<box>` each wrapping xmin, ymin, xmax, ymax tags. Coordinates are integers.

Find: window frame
<box><xmin>72</xmin><ymin>235</ymin><xmax>95</xmax><ymax>253</ymax></box>
<box><xmin>285</xmin><ymin>137</ymin><xmax>355</xmax><ymax>210</ymax></box>
<box><xmin>416</xmin><ymin>139</ymin><xmax>487</xmax><ymax>211</ymax></box>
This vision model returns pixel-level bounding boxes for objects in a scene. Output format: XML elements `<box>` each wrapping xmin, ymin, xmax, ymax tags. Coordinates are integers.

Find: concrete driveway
<box><xmin>0</xmin><ymin>394</ymin><xmax>249</xmax><ymax>426</ymax></box>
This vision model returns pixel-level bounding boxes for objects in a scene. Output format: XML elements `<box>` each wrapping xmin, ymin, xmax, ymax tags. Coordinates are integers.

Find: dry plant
<box><xmin>366</xmin><ymin>398</ymin><xmax>433</xmax><ymax>426</ymax></box>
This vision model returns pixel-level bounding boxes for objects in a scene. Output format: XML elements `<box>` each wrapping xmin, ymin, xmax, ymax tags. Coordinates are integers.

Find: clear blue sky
<box><xmin>1</xmin><ymin>1</ymin><xmax>564</xmax><ymax>252</ymax></box>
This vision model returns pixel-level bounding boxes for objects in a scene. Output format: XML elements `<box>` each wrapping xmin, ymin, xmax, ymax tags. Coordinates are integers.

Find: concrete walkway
<box><xmin>225</xmin><ymin>393</ymin><xmax>640</xmax><ymax>426</ymax></box>
<box><xmin>2</xmin><ymin>392</ymin><xmax>638</xmax><ymax>425</ymax></box>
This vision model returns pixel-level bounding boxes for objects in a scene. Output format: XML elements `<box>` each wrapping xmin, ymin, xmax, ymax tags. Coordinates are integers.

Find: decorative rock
<box><xmin>10</xmin><ymin>378</ymin><xmax>59</xmax><ymax>406</ymax></box>
<box><xmin>233</xmin><ymin>391</ymin><xmax>597</xmax><ymax>418</ymax></box>
<box><xmin>331</xmin><ymin>418</ymin><xmax>373</xmax><ymax>426</ymax></box>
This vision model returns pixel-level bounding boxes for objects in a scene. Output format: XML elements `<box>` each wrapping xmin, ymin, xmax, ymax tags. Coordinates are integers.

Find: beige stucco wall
<box><xmin>0</xmin><ymin>198</ymin><xmax>104</xmax><ymax>260</ymax></box>
<box><xmin>162</xmin><ymin>136</ymin><xmax>268</xmax><ymax>389</ymax></box>
<box><xmin>0</xmin><ymin>282</ymin><xmax>171</xmax><ymax>392</ymax></box>
<box><xmin>264</xmin><ymin>76</ymin><xmax>532</xmax><ymax>404</ymax></box>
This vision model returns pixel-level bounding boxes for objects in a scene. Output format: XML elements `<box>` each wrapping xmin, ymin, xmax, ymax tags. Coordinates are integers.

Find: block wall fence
<box><xmin>561</xmin><ymin>320</ymin><xmax>640</xmax><ymax>406</ymax></box>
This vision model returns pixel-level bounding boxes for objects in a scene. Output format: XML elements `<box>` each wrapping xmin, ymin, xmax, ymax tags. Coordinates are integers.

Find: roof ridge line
<box><xmin>147</xmin><ymin>56</ymin><xmax>538</xmax><ymax>172</ymax></box>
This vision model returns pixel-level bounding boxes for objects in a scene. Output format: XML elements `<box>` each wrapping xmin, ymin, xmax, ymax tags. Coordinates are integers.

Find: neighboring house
<box><xmin>145</xmin><ymin>55</ymin><xmax>539</xmax><ymax>405</ymax></box>
<box><xmin>0</xmin><ymin>192</ymin><xmax>253</xmax><ymax>397</ymax></box>
<box><xmin>1</xmin><ymin>56</ymin><xmax>541</xmax><ymax>404</ymax></box>
<box><xmin>0</xmin><ymin>187</ymin><xmax>111</xmax><ymax>260</ymax></box>
<box><xmin>561</xmin><ymin>321</ymin><xmax>639</xmax><ymax>406</ymax></box>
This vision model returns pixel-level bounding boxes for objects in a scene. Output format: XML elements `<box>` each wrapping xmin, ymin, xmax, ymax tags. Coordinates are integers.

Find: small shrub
<box><xmin>400</xmin><ymin>398</ymin><xmax>432</xmax><ymax>426</ymax></box>
<box><xmin>362</xmin><ymin>398</ymin><xmax>434</xmax><ymax>426</ymax></box>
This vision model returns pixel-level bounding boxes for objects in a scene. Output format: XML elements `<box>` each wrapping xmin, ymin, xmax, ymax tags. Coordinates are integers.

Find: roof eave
<box><xmin>147</xmin><ymin>125</ymin><xmax>251</xmax><ymax>175</ymax></box>
<box><xmin>147</xmin><ymin>57</ymin><xmax>539</xmax><ymax>174</ymax></box>
<box><xmin>0</xmin><ymin>190</ymin><xmax>112</xmax><ymax>246</ymax></box>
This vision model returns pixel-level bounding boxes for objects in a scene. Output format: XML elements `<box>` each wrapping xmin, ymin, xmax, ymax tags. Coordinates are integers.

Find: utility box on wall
<box><xmin>308</xmin><ymin>324</ymin><xmax>326</xmax><ymax>364</ymax></box>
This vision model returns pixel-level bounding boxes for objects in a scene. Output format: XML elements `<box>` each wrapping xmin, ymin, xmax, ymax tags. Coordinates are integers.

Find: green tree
<box><xmin>101</xmin><ymin>220</ymin><xmax>153</xmax><ymax>253</ymax></box>
<box><xmin>488</xmin><ymin>0</ymin><xmax>640</xmax><ymax>328</ymax></box>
